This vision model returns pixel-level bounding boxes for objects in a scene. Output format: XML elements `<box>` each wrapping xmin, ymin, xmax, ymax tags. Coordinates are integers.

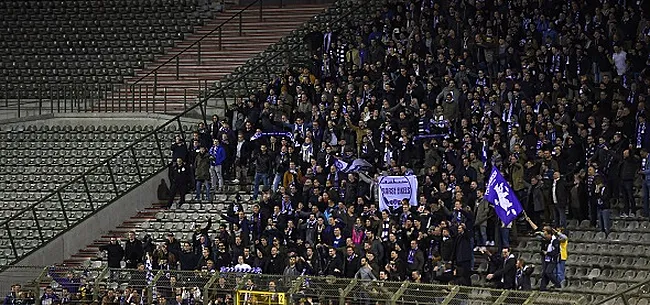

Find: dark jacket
<box><xmin>171</xmin><ymin>142</ymin><xmax>189</xmax><ymax>161</ymax></box>
<box><xmin>344</xmin><ymin>254</ymin><xmax>361</xmax><ymax>278</ymax></box>
<box><xmin>99</xmin><ymin>242</ymin><xmax>124</xmax><ymax>268</ymax></box>
<box><xmin>254</xmin><ymin>151</ymin><xmax>274</xmax><ymax>174</ymax></box>
<box><xmin>265</xmin><ymin>254</ymin><xmax>286</xmax><ymax>275</ymax></box>
<box><xmin>169</xmin><ymin>248</ymin><xmax>198</xmax><ymax>271</ymax></box>
<box><xmin>124</xmin><ymin>238</ymin><xmax>144</xmax><ymax>268</ymax></box>
<box><xmin>324</xmin><ymin>254</ymin><xmax>344</xmax><ymax>276</ymax></box>
<box><xmin>552</xmin><ymin>178</ymin><xmax>568</xmax><ymax>208</ymax></box>
<box><xmin>170</xmin><ymin>162</ymin><xmax>192</xmax><ymax>186</ymax></box>
<box><xmin>516</xmin><ymin>265</ymin><xmax>535</xmax><ymax>291</ymax></box>
<box><xmin>194</xmin><ymin>152</ymin><xmax>211</xmax><ymax>180</ymax></box>
<box><xmin>620</xmin><ymin>155</ymin><xmax>639</xmax><ymax>181</ymax></box>
<box><xmin>595</xmin><ymin>183</ymin><xmax>611</xmax><ymax>209</ymax></box>
<box><xmin>440</xmin><ymin>236</ymin><xmax>455</xmax><ymax>262</ymax></box>
<box><xmin>406</xmin><ymin>248</ymin><xmax>425</xmax><ymax>272</ymax></box>
<box><xmin>492</xmin><ymin>254</ymin><xmax>517</xmax><ymax>289</ymax></box>
<box><xmin>453</xmin><ymin>231</ymin><xmax>473</xmax><ymax>264</ymax></box>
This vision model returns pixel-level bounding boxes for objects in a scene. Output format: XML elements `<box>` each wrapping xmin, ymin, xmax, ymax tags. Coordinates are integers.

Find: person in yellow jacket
<box><xmin>555</xmin><ymin>227</ymin><xmax>568</xmax><ymax>287</ymax></box>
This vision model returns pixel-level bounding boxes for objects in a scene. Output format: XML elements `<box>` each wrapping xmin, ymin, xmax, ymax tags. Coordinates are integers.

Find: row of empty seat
<box><xmin>0</xmin><ymin>122</ymin><xmax>195</xmax><ymax>263</ymax></box>
<box><xmin>0</xmin><ymin>0</ymin><xmax>215</xmax><ymax>98</ymax></box>
<box><xmin>0</xmin><ymin>0</ymin><xmax>202</xmax><ymax>9</ymax></box>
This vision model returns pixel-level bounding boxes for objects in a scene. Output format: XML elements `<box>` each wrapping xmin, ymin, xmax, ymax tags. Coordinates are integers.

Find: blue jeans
<box><xmin>195</xmin><ymin>180</ymin><xmax>211</xmax><ymax>201</ymax></box>
<box><xmin>272</xmin><ymin>173</ymin><xmax>282</xmax><ymax>192</ymax></box>
<box><xmin>598</xmin><ymin>208</ymin><xmax>611</xmax><ymax>235</ymax></box>
<box><xmin>540</xmin><ymin>261</ymin><xmax>560</xmax><ymax>290</ymax></box>
<box><xmin>556</xmin><ymin>260</ymin><xmax>566</xmax><ymax>284</ymax></box>
<box><xmin>643</xmin><ymin>182</ymin><xmax>650</xmax><ymax>217</ymax></box>
<box><xmin>500</xmin><ymin>227</ymin><xmax>510</xmax><ymax>249</ymax></box>
<box><xmin>253</xmin><ymin>173</ymin><xmax>269</xmax><ymax>200</ymax></box>
<box><xmin>475</xmin><ymin>225</ymin><xmax>487</xmax><ymax>246</ymax></box>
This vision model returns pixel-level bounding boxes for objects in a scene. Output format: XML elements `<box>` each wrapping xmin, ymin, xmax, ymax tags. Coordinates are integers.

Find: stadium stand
<box><xmin>0</xmin><ymin>122</ymin><xmax>200</xmax><ymax>266</ymax></box>
<box><xmin>98</xmin><ymin>4</ymin><xmax>330</xmax><ymax>113</ymax></box>
<box><xmin>2</xmin><ymin>0</ymin><xmax>650</xmax><ymax>304</ymax></box>
<box><xmin>0</xmin><ymin>0</ymin><xmax>215</xmax><ymax>96</ymax></box>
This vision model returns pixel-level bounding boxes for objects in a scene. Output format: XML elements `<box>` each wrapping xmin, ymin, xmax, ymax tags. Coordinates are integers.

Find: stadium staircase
<box><xmin>62</xmin><ymin>202</ymin><xmax>166</xmax><ymax>267</ymax></box>
<box><xmin>58</xmin><ymin>190</ymin><xmax>253</xmax><ymax>268</ymax></box>
<box><xmin>95</xmin><ymin>3</ymin><xmax>329</xmax><ymax>113</ymax></box>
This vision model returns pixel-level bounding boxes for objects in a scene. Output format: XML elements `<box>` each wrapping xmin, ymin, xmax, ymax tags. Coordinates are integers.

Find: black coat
<box><xmin>169</xmin><ymin>162</ymin><xmax>192</xmax><ymax>187</ymax></box>
<box><xmin>492</xmin><ymin>255</ymin><xmax>517</xmax><ymax>289</ymax></box>
<box><xmin>171</xmin><ymin>142</ymin><xmax>189</xmax><ymax>162</ymax></box>
<box><xmin>254</xmin><ymin>151</ymin><xmax>274</xmax><ymax>175</ymax></box>
<box><xmin>235</xmin><ymin>140</ymin><xmax>252</xmax><ymax>164</ymax></box>
<box><xmin>169</xmin><ymin>248</ymin><xmax>198</xmax><ymax>271</ymax></box>
<box><xmin>265</xmin><ymin>254</ymin><xmax>286</xmax><ymax>275</ymax></box>
<box><xmin>516</xmin><ymin>265</ymin><xmax>534</xmax><ymax>291</ymax></box>
<box><xmin>552</xmin><ymin>179</ymin><xmax>568</xmax><ymax>208</ymax></box>
<box><xmin>324</xmin><ymin>254</ymin><xmax>344</xmax><ymax>276</ymax></box>
<box><xmin>124</xmin><ymin>239</ymin><xmax>143</xmax><ymax>268</ymax></box>
<box><xmin>344</xmin><ymin>255</ymin><xmax>361</xmax><ymax>278</ymax></box>
<box><xmin>99</xmin><ymin>242</ymin><xmax>124</xmax><ymax>268</ymax></box>
<box><xmin>620</xmin><ymin>156</ymin><xmax>639</xmax><ymax>181</ymax></box>
<box><xmin>440</xmin><ymin>236</ymin><xmax>455</xmax><ymax>262</ymax></box>
<box><xmin>453</xmin><ymin>231</ymin><xmax>472</xmax><ymax>264</ymax></box>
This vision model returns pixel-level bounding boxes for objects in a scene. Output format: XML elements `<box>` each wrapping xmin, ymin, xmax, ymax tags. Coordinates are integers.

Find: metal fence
<box><xmin>0</xmin><ymin>0</ymin><xmax>283</xmax><ymax>119</ymax></box>
<box><xmin>0</xmin><ymin>107</ymin><xmax>205</xmax><ymax>268</ymax></box>
<box><xmin>5</xmin><ymin>267</ymin><xmax>595</xmax><ymax>305</ymax></box>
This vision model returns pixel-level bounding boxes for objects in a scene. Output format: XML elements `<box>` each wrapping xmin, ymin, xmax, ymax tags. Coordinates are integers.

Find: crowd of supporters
<box><xmin>6</xmin><ymin>0</ymin><xmax>650</xmax><ymax>303</ymax></box>
<box><xmin>160</xmin><ymin>0</ymin><xmax>650</xmax><ymax>293</ymax></box>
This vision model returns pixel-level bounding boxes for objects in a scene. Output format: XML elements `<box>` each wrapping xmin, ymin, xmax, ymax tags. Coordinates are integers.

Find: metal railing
<box><xmin>595</xmin><ymin>276</ymin><xmax>650</xmax><ymax>305</ymax></box>
<box><xmin>12</xmin><ymin>267</ymin><xmax>589</xmax><ymax>305</ymax></box>
<box><xmin>0</xmin><ymin>0</ymin><xmax>284</xmax><ymax>119</ymax></box>
<box><xmin>0</xmin><ymin>0</ymin><xmax>371</xmax><ymax>269</ymax></box>
<box><xmin>128</xmin><ymin>0</ymin><xmax>268</xmax><ymax>88</ymax></box>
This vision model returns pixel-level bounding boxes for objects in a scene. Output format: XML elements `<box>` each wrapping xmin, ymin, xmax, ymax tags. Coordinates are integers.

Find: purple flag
<box><xmin>484</xmin><ymin>167</ymin><xmax>523</xmax><ymax>226</ymax></box>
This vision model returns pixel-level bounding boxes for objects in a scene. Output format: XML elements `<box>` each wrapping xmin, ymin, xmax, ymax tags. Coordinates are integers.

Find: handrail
<box><xmin>0</xmin><ymin>0</ymin><xmax>267</xmax><ymax>117</ymax></box>
<box><xmin>0</xmin><ymin>0</ymin><xmax>369</xmax><ymax>268</ymax></box>
<box><xmin>129</xmin><ymin>0</ymin><xmax>264</xmax><ymax>87</ymax></box>
<box><xmin>595</xmin><ymin>277</ymin><xmax>650</xmax><ymax>305</ymax></box>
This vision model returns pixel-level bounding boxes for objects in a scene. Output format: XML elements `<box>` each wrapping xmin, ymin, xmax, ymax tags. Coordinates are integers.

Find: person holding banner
<box><xmin>484</xmin><ymin>166</ymin><xmax>524</xmax><ymax>250</ymax></box>
<box><xmin>539</xmin><ymin>227</ymin><xmax>562</xmax><ymax>291</ymax></box>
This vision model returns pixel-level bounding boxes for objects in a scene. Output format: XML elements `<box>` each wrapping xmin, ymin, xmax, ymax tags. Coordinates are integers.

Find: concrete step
<box><xmin>60</xmin><ymin>207</ymin><xmax>166</xmax><ymax>266</ymax></box>
<box><xmin>92</xmin><ymin>2</ymin><xmax>330</xmax><ymax>113</ymax></box>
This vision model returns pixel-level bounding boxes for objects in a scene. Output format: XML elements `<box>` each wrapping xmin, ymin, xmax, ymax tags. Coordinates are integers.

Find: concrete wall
<box><xmin>0</xmin><ymin>112</ymin><xmax>185</xmax><ymax>128</ymax></box>
<box><xmin>0</xmin><ymin>170</ymin><xmax>168</xmax><ymax>293</ymax></box>
<box><xmin>239</xmin><ymin>0</ymin><xmax>333</xmax><ymax>5</ymax></box>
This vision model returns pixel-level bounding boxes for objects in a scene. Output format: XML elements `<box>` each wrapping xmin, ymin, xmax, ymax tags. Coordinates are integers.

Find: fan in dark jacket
<box><xmin>453</xmin><ymin>223</ymin><xmax>473</xmax><ymax>286</ymax></box>
<box><xmin>515</xmin><ymin>259</ymin><xmax>535</xmax><ymax>291</ymax></box>
<box><xmin>264</xmin><ymin>247</ymin><xmax>286</xmax><ymax>275</ymax></box>
<box><xmin>619</xmin><ymin>149</ymin><xmax>639</xmax><ymax>217</ymax></box>
<box><xmin>167</xmin><ymin>158</ymin><xmax>192</xmax><ymax>209</ymax></box>
<box><xmin>99</xmin><ymin>237</ymin><xmax>124</xmax><ymax>268</ymax></box>
<box><xmin>124</xmin><ymin>231</ymin><xmax>143</xmax><ymax>269</ymax></box>
<box><xmin>323</xmin><ymin>247</ymin><xmax>344</xmax><ymax>276</ymax></box>
<box><xmin>487</xmin><ymin>248</ymin><xmax>517</xmax><ymax>289</ymax></box>
<box><xmin>168</xmin><ymin>242</ymin><xmax>198</xmax><ymax>271</ymax></box>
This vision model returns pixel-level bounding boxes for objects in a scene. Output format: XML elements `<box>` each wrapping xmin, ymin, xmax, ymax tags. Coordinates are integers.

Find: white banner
<box><xmin>378</xmin><ymin>175</ymin><xmax>418</xmax><ymax>212</ymax></box>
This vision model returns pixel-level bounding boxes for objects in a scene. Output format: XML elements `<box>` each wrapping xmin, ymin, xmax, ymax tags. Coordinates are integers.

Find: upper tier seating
<box><xmin>0</xmin><ymin>0</ymin><xmax>214</xmax><ymax>99</ymax></box>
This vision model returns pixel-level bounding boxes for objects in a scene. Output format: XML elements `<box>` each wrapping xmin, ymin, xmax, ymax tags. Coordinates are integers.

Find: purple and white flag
<box><xmin>485</xmin><ymin>167</ymin><xmax>523</xmax><ymax>226</ymax></box>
